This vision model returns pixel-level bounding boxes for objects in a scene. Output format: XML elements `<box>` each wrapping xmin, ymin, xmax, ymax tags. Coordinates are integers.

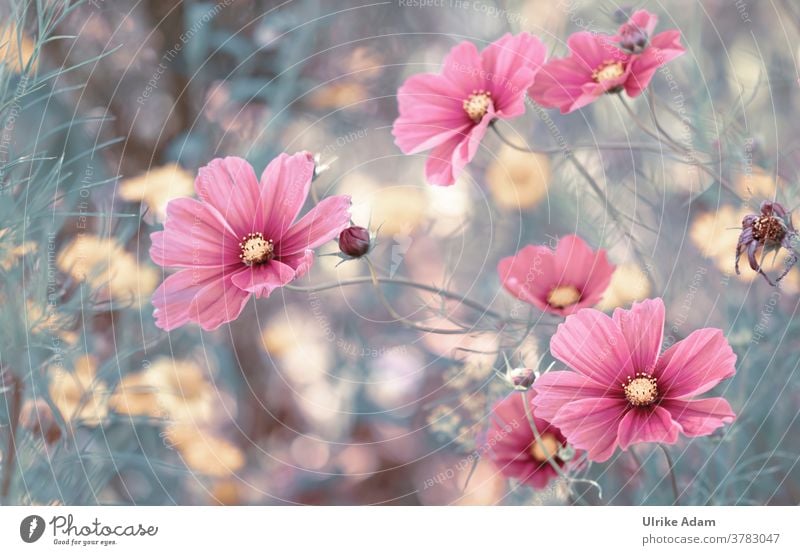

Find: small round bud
<box><xmin>508</xmin><ymin>367</ymin><xmax>535</xmax><ymax>390</ymax></box>
<box><xmin>619</xmin><ymin>25</ymin><xmax>648</xmax><ymax>53</ymax></box>
<box><xmin>338</xmin><ymin>226</ymin><xmax>371</xmax><ymax>258</ymax></box>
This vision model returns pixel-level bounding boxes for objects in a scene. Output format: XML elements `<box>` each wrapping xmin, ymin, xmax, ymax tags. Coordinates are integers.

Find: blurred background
<box><xmin>1</xmin><ymin>0</ymin><xmax>800</xmax><ymax>505</ymax></box>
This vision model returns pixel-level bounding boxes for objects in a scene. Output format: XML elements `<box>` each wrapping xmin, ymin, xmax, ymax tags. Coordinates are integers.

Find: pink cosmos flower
<box><xmin>392</xmin><ymin>33</ymin><xmax>547</xmax><ymax>186</ymax></box>
<box><xmin>150</xmin><ymin>152</ymin><xmax>351</xmax><ymax>331</ymax></box>
<box><xmin>484</xmin><ymin>391</ymin><xmax>579</xmax><ymax>489</ymax></box>
<box><xmin>497</xmin><ymin>234</ymin><xmax>615</xmax><ymax>316</ymax></box>
<box><xmin>532</xmin><ymin>298</ymin><xmax>736</xmax><ymax>462</ymax></box>
<box><xmin>529</xmin><ymin>13</ymin><xmax>684</xmax><ymax>114</ymax></box>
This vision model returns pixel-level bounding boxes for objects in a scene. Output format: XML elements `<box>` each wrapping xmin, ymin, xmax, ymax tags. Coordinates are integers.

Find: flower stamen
<box><xmin>546</xmin><ymin>285</ymin><xmax>581</xmax><ymax>308</ymax></box>
<box><xmin>463</xmin><ymin>90</ymin><xmax>493</xmax><ymax>122</ymax></box>
<box><xmin>529</xmin><ymin>432</ymin><xmax>560</xmax><ymax>463</ymax></box>
<box><xmin>623</xmin><ymin>373</ymin><xmax>658</xmax><ymax>406</ymax></box>
<box><xmin>592</xmin><ymin>60</ymin><xmax>625</xmax><ymax>83</ymax></box>
<box><xmin>239</xmin><ymin>232</ymin><xmax>274</xmax><ymax>266</ymax></box>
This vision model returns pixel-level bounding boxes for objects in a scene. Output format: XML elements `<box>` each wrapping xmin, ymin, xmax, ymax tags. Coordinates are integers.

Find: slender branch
<box><xmin>1</xmin><ymin>374</ymin><xmax>22</xmax><ymax>502</ymax></box>
<box><xmin>361</xmin><ymin>258</ymin><xmax>475</xmax><ymax>335</ymax></box>
<box><xmin>520</xmin><ymin>391</ymin><xmax>590</xmax><ymax>506</ymax></box>
<box><xmin>286</xmin><ymin>273</ymin><xmax>509</xmax><ymax>323</ymax></box>
<box><xmin>491</xmin><ymin>122</ymin><xmax>690</xmax><ymax>158</ymax></box>
<box><xmin>618</xmin><ymin>96</ymin><xmax>741</xmax><ymax>199</ymax></box>
<box><xmin>659</xmin><ymin>444</ymin><xmax>681</xmax><ymax>505</ymax></box>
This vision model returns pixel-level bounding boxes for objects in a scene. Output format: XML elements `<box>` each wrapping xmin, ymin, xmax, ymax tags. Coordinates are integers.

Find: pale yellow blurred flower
<box><xmin>0</xmin><ymin>228</ymin><xmax>36</xmax><ymax>270</ymax></box>
<box><xmin>26</xmin><ymin>300</ymin><xmax>79</xmax><ymax>346</ymax></box>
<box><xmin>341</xmin><ymin>46</ymin><xmax>383</xmax><ymax>80</ymax></box>
<box><xmin>146</xmin><ymin>358</ymin><xmax>214</xmax><ymax>424</ymax></box>
<box><xmin>339</xmin><ymin>173</ymin><xmax>427</xmax><ymax>237</ymax></box>
<box><xmin>485</xmin><ymin>146</ymin><xmax>550</xmax><ymax>211</ymax></box>
<box><xmin>0</xmin><ymin>22</ymin><xmax>37</xmax><ymax>73</ymax></box>
<box><xmin>108</xmin><ymin>372</ymin><xmax>160</xmax><ymax>417</ymax></box>
<box><xmin>49</xmin><ymin>355</ymin><xmax>108</xmax><ymax>427</ymax></box>
<box><xmin>209</xmin><ymin>479</ymin><xmax>243</xmax><ymax>505</ymax></box>
<box><xmin>164</xmin><ymin>423</ymin><xmax>245</xmax><ymax>477</ymax></box>
<box><xmin>261</xmin><ymin>319</ymin><xmax>299</xmax><ymax>358</ymax></box>
<box><xmin>57</xmin><ymin>234</ymin><xmax>159</xmax><ymax>308</ymax></box>
<box><xmin>454</xmin><ymin>459</ymin><xmax>506</xmax><ymax>506</ymax></box>
<box><xmin>734</xmin><ymin>167</ymin><xmax>783</xmax><ymax>198</ymax></box>
<box><xmin>307</xmin><ymin>82</ymin><xmax>367</xmax><ymax>110</ymax></box>
<box><xmin>597</xmin><ymin>263</ymin><xmax>652</xmax><ymax>311</ymax></box>
<box><xmin>118</xmin><ymin>163</ymin><xmax>195</xmax><ymax>222</ymax></box>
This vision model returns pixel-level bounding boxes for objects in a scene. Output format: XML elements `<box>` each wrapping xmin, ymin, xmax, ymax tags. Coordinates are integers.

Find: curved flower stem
<box><xmin>520</xmin><ymin>391</ymin><xmax>590</xmax><ymax>506</ymax></box>
<box><xmin>659</xmin><ymin>444</ymin><xmax>681</xmax><ymax>505</ymax></box>
<box><xmin>285</xmin><ymin>268</ymin><xmax>519</xmax><ymax>327</ymax></box>
<box><xmin>491</xmin><ymin>122</ymin><xmax>689</xmax><ymax>158</ymax></box>
<box><xmin>361</xmin><ymin>257</ymin><xmax>477</xmax><ymax>335</ymax></box>
<box><xmin>617</xmin><ymin>96</ymin><xmax>741</xmax><ymax>200</ymax></box>
<box><xmin>1</xmin><ymin>373</ymin><xmax>22</xmax><ymax>503</ymax></box>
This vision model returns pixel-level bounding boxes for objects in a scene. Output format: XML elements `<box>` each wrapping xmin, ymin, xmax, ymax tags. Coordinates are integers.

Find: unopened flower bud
<box><xmin>507</xmin><ymin>367</ymin><xmax>536</xmax><ymax>390</ymax></box>
<box><xmin>20</xmin><ymin>399</ymin><xmax>62</xmax><ymax>445</ymax></box>
<box><xmin>338</xmin><ymin>226</ymin><xmax>371</xmax><ymax>258</ymax></box>
<box><xmin>619</xmin><ymin>24</ymin><xmax>649</xmax><ymax>53</ymax></box>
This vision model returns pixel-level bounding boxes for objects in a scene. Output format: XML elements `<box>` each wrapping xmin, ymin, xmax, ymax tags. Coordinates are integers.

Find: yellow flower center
<box><xmin>546</xmin><ymin>285</ymin><xmax>581</xmax><ymax>308</ymax></box>
<box><xmin>623</xmin><ymin>373</ymin><xmax>659</xmax><ymax>406</ymax></box>
<box><xmin>529</xmin><ymin>432</ymin><xmax>560</xmax><ymax>462</ymax></box>
<box><xmin>592</xmin><ymin>60</ymin><xmax>625</xmax><ymax>83</ymax></box>
<box><xmin>239</xmin><ymin>232</ymin><xmax>273</xmax><ymax>266</ymax></box>
<box><xmin>462</xmin><ymin>90</ymin><xmax>493</xmax><ymax>122</ymax></box>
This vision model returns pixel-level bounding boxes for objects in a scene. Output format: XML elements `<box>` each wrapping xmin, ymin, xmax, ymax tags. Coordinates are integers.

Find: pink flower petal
<box><xmin>230</xmin><ymin>259</ymin><xmax>297</xmax><ymax>298</ymax></box>
<box><xmin>655</xmin><ymin>328</ymin><xmax>736</xmax><ymax>399</ymax></box>
<box><xmin>553</xmin><ymin>234</ymin><xmax>615</xmax><ymax>301</ymax></box>
<box><xmin>195</xmin><ymin>157</ymin><xmax>262</xmax><ymax>237</ymax></box>
<box><xmin>625</xmin><ymin>30</ymin><xmax>684</xmax><ymax>98</ymax></box>
<box><xmin>428</xmin><ymin>110</ymin><xmax>493</xmax><ymax>185</ymax></box>
<box><xmin>497</xmin><ymin>245</ymin><xmax>557</xmax><ymax>311</ymax></box>
<box><xmin>260</xmin><ymin>152</ymin><xmax>316</xmax><ymax>241</ymax></box>
<box><xmin>532</xmin><ymin>370</ymin><xmax>620</xmax><ymax>422</ymax></box>
<box><xmin>150</xmin><ymin>198</ymin><xmax>239</xmax><ymax>268</ymax></box>
<box><xmin>617</xmin><ymin>406</ymin><xmax>681</xmax><ymax>449</ymax></box>
<box><xmin>550</xmin><ymin>308</ymin><xmax>635</xmax><ymax>386</ymax></box>
<box><xmin>423</xmin><ymin>132</ymin><xmax>464</xmax><ymax>186</ymax></box>
<box><xmin>441</xmin><ymin>41</ymin><xmax>484</xmax><ymax>93</ymax></box>
<box><xmin>529</xmin><ymin>56</ymin><xmax>594</xmax><ymax>113</ymax></box>
<box><xmin>480</xmin><ymin>32</ymin><xmax>546</xmax><ymax>114</ymax></box>
<box><xmin>277</xmin><ymin>194</ymin><xmax>351</xmax><ymax>256</ymax></box>
<box><xmin>485</xmin><ymin>391</ymin><xmax>569</xmax><ymax>489</ymax></box>
<box><xmin>612</xmin><ymin>298</ymin><xmax>664</xmax><ymax>373</ymax></box>
<box><xmin>393</xmin><ymin>73</ymin><xmax>473</xmax><ymax>154</ymax></box>
<box><xmin>661</xmin><ymin>397</ymin><xmax>736</xmax><ymax>437</ymax></box>
<box><xmin>550</xmin><ymin>397</ymin><xmax>628</xmax><ymax>462</ymax></box>
<box><xmin>152</xmin><ymin>267</ymin><xmax>249</xmax><ymax>331</ymax></box>
<box><xmin>567</xmin><ymin>32</ymin><xmax>624</xmax><ymax>72</ymax></box>
<box><xmin>279</xmin><ymin>249</ymin><xmax>314</xmax><ymax>279</ymax></box>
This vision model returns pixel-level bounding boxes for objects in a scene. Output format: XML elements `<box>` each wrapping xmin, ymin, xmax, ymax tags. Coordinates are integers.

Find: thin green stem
<box><xmin>286</xmin><ymin>273</ymin><xmax>510</xmax><ymax>323</ymax></box>
<box><xmin>520</xmin><ymin>391</ymin><xmax>589</xmax><ymax>506</ymax></box>
<box><xmin>1</xmin><ymin>374</ymin><xmax>22</xmax><ymax>503</ymax></box>
<box><xmin>659</xmin><ymin>444</ymin><xmax>681</xmax><ymax>505</ymax></box>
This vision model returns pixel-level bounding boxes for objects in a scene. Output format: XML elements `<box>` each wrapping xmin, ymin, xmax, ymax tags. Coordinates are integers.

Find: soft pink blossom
<box><xmin>532</xmin><ymin>298</ymin><xmax>736</xmax><ymax>462</ymax></box>
<box><xmin>497</xmin><ymin>234</ymin><xmax>615</xmax><ymax>316</ymax></box>
<box><xmin>392</xmin><ymin>33</ymin><xmax>547</xmax><ymax>185</ymax></box>
<box><xmin>529</xmin><ymin>14</ymin><xmax>684</xmax><ymax>114</ymax></box>
<box><xmin>150</xmin><ymin>153</ymin><xmax>351</xmax><ymax>331</ymax></box>
<box><xmin>484</xmin><ymin>390</ymin><xmax>580</xmax><ymax>489</ymax></box>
